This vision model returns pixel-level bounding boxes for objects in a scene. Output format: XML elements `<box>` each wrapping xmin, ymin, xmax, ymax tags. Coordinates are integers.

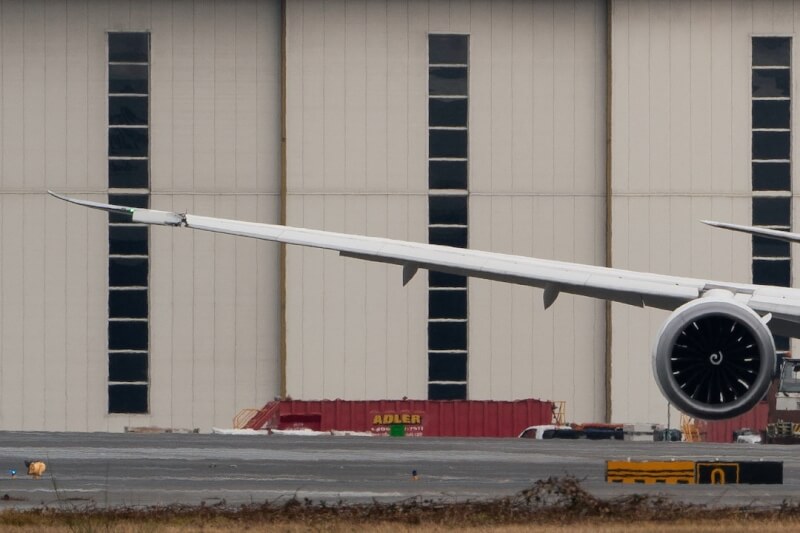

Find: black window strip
<box><xmin>428</xmin><ymin>34</ymin><xmax>470</xmax><ymax>400</ymax></box>
<box><xmin>752</xmin><ymin>36</ymin><xmax>791</xmax><ymax>354</ymax></box>
<box><xmin>108</xmin><ymin>31</ymin><xmax>151</xmax><ymax>414</ymax></box>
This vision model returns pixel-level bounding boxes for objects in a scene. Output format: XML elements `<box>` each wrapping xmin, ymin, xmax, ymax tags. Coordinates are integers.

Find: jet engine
<box><xmin>652</xmin><ymin>295</ymin><xmax>776</xmax><ymax>420</ymax></box>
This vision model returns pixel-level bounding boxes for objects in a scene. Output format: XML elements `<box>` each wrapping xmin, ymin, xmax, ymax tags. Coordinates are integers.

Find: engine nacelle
<box><xmin>652</xmin><ymin>297</ymin><xmax>776</xmax><ymax>420</ymax></box>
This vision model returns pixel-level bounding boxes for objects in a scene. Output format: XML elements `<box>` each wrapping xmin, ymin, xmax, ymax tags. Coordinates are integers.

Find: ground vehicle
<box><xmin>518</xmin><ymin>425</ymin><xmax>561</xmax><ymax>439</ymax></box>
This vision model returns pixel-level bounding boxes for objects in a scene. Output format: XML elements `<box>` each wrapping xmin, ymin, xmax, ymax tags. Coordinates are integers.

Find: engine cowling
<box><xmin>652</xmin><ymin>296</ymin><xmax>776</xmax><ymax>420</ymax></box>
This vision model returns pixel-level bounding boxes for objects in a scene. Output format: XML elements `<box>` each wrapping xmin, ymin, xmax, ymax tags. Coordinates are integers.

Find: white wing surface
<box><xmin>50</xmin><ymin>192</ymin><xmax>800</xmax><ymax>337</ymax></box>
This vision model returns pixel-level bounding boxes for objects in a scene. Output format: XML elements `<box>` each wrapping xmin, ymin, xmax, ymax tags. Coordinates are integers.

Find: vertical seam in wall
<box><xmin>21</xmin><ymin>0</ymin><xmax>27</xmax><ymax>429</ymax></box>
<box><xmin>169</xmin><ymin>0</ymin><xmax>175</xmax><ymax>430</ymax></box>
<box><xmin>0</xmin><ymin>0</ymin><xmax>4</xmax><ymax>430</ymax></box>
<box><xmin>604</xmin><ymin>0</ymin><xmax>613</xmax><ymax>424</ymax></box>
<box><xmin>0</xmin><ymin>0</ymin><xmax>3</xmax><ymax>430</ymax></box>
<box><xmin>253</xmin><ymin>0</ymin><xmax>260</xmax><ymax>414</ymax></box>
<box><xmin>384</xmin><ymin>0</ymin><xmax>389</xmax><ymax>397</ymax></box>
<box><xmin>343</xmin><ymin>0</ymin><xmax>348</xmax><ymax>399</ymax></box>
<box><xmin>85</xmin><ymin>3</ymin><xmax>90</xmax><ymax>430</ymax></box>
<box><xmin>44</xmin><ymin>1</ymin><xmax>49</xmax><ymax>430</ymax></box>
<box><xmin>191</xmin><ymin>0</ymin><xmax>197</xmax><ymax>425</ymax></box>
<box><xmin>279</xmin><ymin>0</ymin><xmax>288</xmax><ymax>399</ymax></box>
<box><xmin>233</xmin><ymin>0</ymin><xmax>239</xmax><ymax>418</ymax></box>
<box><xmin>63</xmin><ymin>1</ymin><xmax>69</xmax><ymax>430</ymax></box>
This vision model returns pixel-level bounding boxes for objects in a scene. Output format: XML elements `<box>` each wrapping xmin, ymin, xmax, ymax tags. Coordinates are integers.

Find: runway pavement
<box><xmin>0</xmin><ymin>431</ymin><xmax>797</xmax><ymax>509</ymax></box>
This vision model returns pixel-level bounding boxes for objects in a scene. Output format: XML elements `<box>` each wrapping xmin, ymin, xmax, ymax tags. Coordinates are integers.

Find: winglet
<box><xmin>48</xmin><ymin>190</ymin><xmax>135</xmax><ymax>216</ymax></box>
<box><xmin>49</xmin><ymin>191</ymin><xmax>184</xmax><ymax>226</ymax></box>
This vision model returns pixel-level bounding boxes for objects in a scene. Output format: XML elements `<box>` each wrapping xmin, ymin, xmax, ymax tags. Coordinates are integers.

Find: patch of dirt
<box><xmin>1</xmin><ymin>476</ymin><xmax>800</xmax><ymax>531</ymax></box>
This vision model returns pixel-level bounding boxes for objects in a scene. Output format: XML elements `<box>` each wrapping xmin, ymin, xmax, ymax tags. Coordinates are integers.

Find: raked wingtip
<box><xmin>48</xmin><ymin>190</ymin><xmax>136</xmax><ymax>215</ymax></box>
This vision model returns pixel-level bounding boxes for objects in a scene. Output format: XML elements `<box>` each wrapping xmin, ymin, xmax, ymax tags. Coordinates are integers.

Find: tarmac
<box><xmin>0</xmin><ymin>431</ymin><xmax>797</xmax><ymax>509</ymax></box>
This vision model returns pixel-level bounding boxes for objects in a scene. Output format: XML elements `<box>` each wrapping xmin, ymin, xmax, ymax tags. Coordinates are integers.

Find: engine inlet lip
<box><xmin>652</xmin><ymin>298</ymin><xmax>776</xmax><ymax>421</ymax></box>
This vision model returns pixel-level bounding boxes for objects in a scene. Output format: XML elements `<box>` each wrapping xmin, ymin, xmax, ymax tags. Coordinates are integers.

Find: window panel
<box><xmin>429</xmin><ymin>98</ymin><xmax>468</xmax><ymax>127</ymax></box>
<box><xmin>428</xmin><ymin>34</ymin><xmax>469</xmax><ymax>398</ymax></box>
<box><xmin>775</xmin><ymin>335</ymin><xmax>790</xmax><ymax>351</ymax></box>
<box><xmin>429</xmin><ymin>290</ymin><xmax>467</xmax><ymax>319</ymax></box>
<box><xmin>429</xmin><ymin>195</ymin><xmax>468</xmax><ymax>225</ymax></box>
<box><xmin>753</xmin><ymin>197</ymin><xmax>791</xmax><ymax>226</ymax></box>
<box><xmin>109</xmin><ymin>159</ymin><xmax>149</xmax><ymax>189</ymax></box>
<box><xmin>429</xmin><ymin>160</ymin><xmax>467</xmax><ymax>189</ymax></box>
<box><xmin>109</xmin><ymin>64</ymin><xmax>149</xmax><ymax>94</ymax></box>
<box><xmin>109</xmin><ymin>257</ymin><xmax>148</xmax><ymax>287</ymax></box>
<box><xmin>108</xmin><ymin>193</ymin><xmax>148</xmax><ymax>208</ymax></box>
<box><xmin>108</xmin><ymin>384</ymin><xmax>148</xmax><ymax>413</ymax></box>
<box><xmin>752</xmin><ymin>37</ymin><xmax>791</xmax><ymax>67</ymax></box>
<box><xmin>428</xmin><ymin>383</ymin><xmax>466</xmax><ymax>400</ymax></box>
<box><xmin>108</xmin><ymin>321</ymin><xmax>148</xmax><ymax>351</ymax></box>
<box><xmin>429</xmin><ymin>67</ymin><xmax>468</xmax><ymax>96</ymax></box>
<box><xmin>752</xmin><ymin>131</ymin><xmax>790</xmax><ymax>160</ymax></box>
<box><xmin>109</xmin><ymin>289</ymin><xmax>148</xmax><ymax>319</ymax></box>
<box><xmin>109</xmin><ymin>128</ymin><xmax>149</xmax><ymax>157</ymax></box>
<box><xmin>109</xmin><ymin>96</ymin><xmax>148</xmax><ymax>125</ymax></box>
<box><xmin>753</xmin><ymin>236</ymin><xmax>790</xmax><ymax>258</ymax></box>
<box><xmin>108</xmin><ymin>31</ymin><xmax>149</xmax><ymax>416</ymax></box>
<box><xmin>429</xmin><ymin>226</ymin><xmax>468</xmax><ymax>248</ymax></box>
<box><xmin>109</xmin><ymin>226</ymin><xmax>149</xmax><ymax>256</ymax></box>
<box><xmin>751</xmin><ymin>39</ymin><xmax>792</xmax><ymax>357</ymax></box>
<box><xmin>429</xmin><ymin>35</ymin><xmax>468</xmax><ymax>64</ymax></box>
<box><xmin>429</xmin><ymin>129</ymin><xmax>467</xmax><ymax>158</ymax></box>
<box><xmin>429</xmin><ymin>272</ymin><xmax>467</xmax><ymax>288</ymax></box>
<box><xmin>752</xmin><ymin>69</ymin><xmax>791</xmax><ymax>98</ymax></box>
<box><xmin>428</xmin><ymin>321</ymin><xmax>467</xmax><ymax>350</ymax></box>
<box><xmin>108</xmin><ymin>33</ymin><xmax>149</xmax><ymax>63</ymax></box>
<box><xmin>109</xmin><ymin>352</ymin><xmax>149</xmax><ymax>382</ymax></box>
<box><xmin>753</xmin><ymin>259</ymin><xmax>791</xmax><ymax>287</ymax></box>
<box><xmin>752</xmin><ymin>162</ymin><xmax>791</xmax><ymax>191</ymax></box>
<box><xmin>752</xmin><ymin>100</ymin><xmax>790</xmax><ymax>129</ymax></box>
<box><xmin>428</xmin><ymin>353</ymin><xmax>467</xmax><ymax>381</ymax></box>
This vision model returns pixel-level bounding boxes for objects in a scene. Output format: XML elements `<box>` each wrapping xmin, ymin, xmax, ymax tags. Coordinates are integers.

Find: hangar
<box><xmin>0</xmin><ymin>0</ymin><xmax>793</xmax><ymax>431</ymax></box>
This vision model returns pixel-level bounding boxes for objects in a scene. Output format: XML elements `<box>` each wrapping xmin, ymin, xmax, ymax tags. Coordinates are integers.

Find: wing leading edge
<box><xmin>50</xmin><ymin>192</ymin><xmax>800</xmax><ymax>335</ymax></box>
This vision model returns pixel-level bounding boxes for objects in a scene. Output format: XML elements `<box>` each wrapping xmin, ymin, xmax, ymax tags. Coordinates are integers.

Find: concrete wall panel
<box><xmin>609</xmin><ymin>0</ymin><xmax>799</xmax><ymax>424</ymax></box>
<box><xmin>0</xmin><ymin>0</ymin><xmax>282</xmax><ymax>431</ymax></box>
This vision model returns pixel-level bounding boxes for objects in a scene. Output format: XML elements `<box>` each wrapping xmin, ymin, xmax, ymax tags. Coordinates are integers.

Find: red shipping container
<box><xmin>702</xmin><ymin>401</ymin><xmax>769</xmax><ymax>443</ymax></box>
<box><xmin>251</xmin><ymin>399</ymin><xmax>554</xmax><ymax>438</ymax></box>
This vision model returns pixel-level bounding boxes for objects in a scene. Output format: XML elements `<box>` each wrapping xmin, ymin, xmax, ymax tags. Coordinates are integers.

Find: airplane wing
<box><xmin>51</xmin><ymin>191</ymin><xmax>800</xmax><ymax>420</ymax></box>
<box><xmin>49</xmin><ymin>191</ymin><xmax>800</xmax><ymax>334</ymax></box>
<box><xmin>703</xmin><ymin>219</ymin><xmax>800</xmax><ymax>244</ymax></box>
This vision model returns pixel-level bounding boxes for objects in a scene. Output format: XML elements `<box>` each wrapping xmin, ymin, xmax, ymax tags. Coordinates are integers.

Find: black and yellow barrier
<box><xmin>606</xmin><ymin>460</ymin><xmax>782</xmax><ymax>484</ymax></box>
<box><xmin>606</xmin><ymin>461</ymin><xmax>695</xmax><ymax>484</ymax></box>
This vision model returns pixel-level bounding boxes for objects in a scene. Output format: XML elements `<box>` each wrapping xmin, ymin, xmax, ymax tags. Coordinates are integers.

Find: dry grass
<box><xmin>2</xmin><ymin>476</ymin><xmax>800</xmax><ymax>532</ymax></box>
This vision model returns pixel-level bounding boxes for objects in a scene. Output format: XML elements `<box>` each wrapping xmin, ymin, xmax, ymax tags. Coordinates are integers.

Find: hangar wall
<box><xmin>283</xmin><ymin>0</ymin><xmax>608</xmax><ymax>423</ymax></box>
<box><xmin>608</xmin><ymin>0</ymin><xmax>795</xmax><ymax>423</ymax></box>
<box><xmin>2</xmin><ymin>0</ymin><xmax>794</xmax><ymax>431</ymax></box>
<box><xmin>0</xmin><ymin>0</ymin><xmax>283</xmax><ymax>431</ymax></box>
<box><xmin>147</xmin><ymin>0</ymin><xmax>283</xmax><ymax>433</ymax></box>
